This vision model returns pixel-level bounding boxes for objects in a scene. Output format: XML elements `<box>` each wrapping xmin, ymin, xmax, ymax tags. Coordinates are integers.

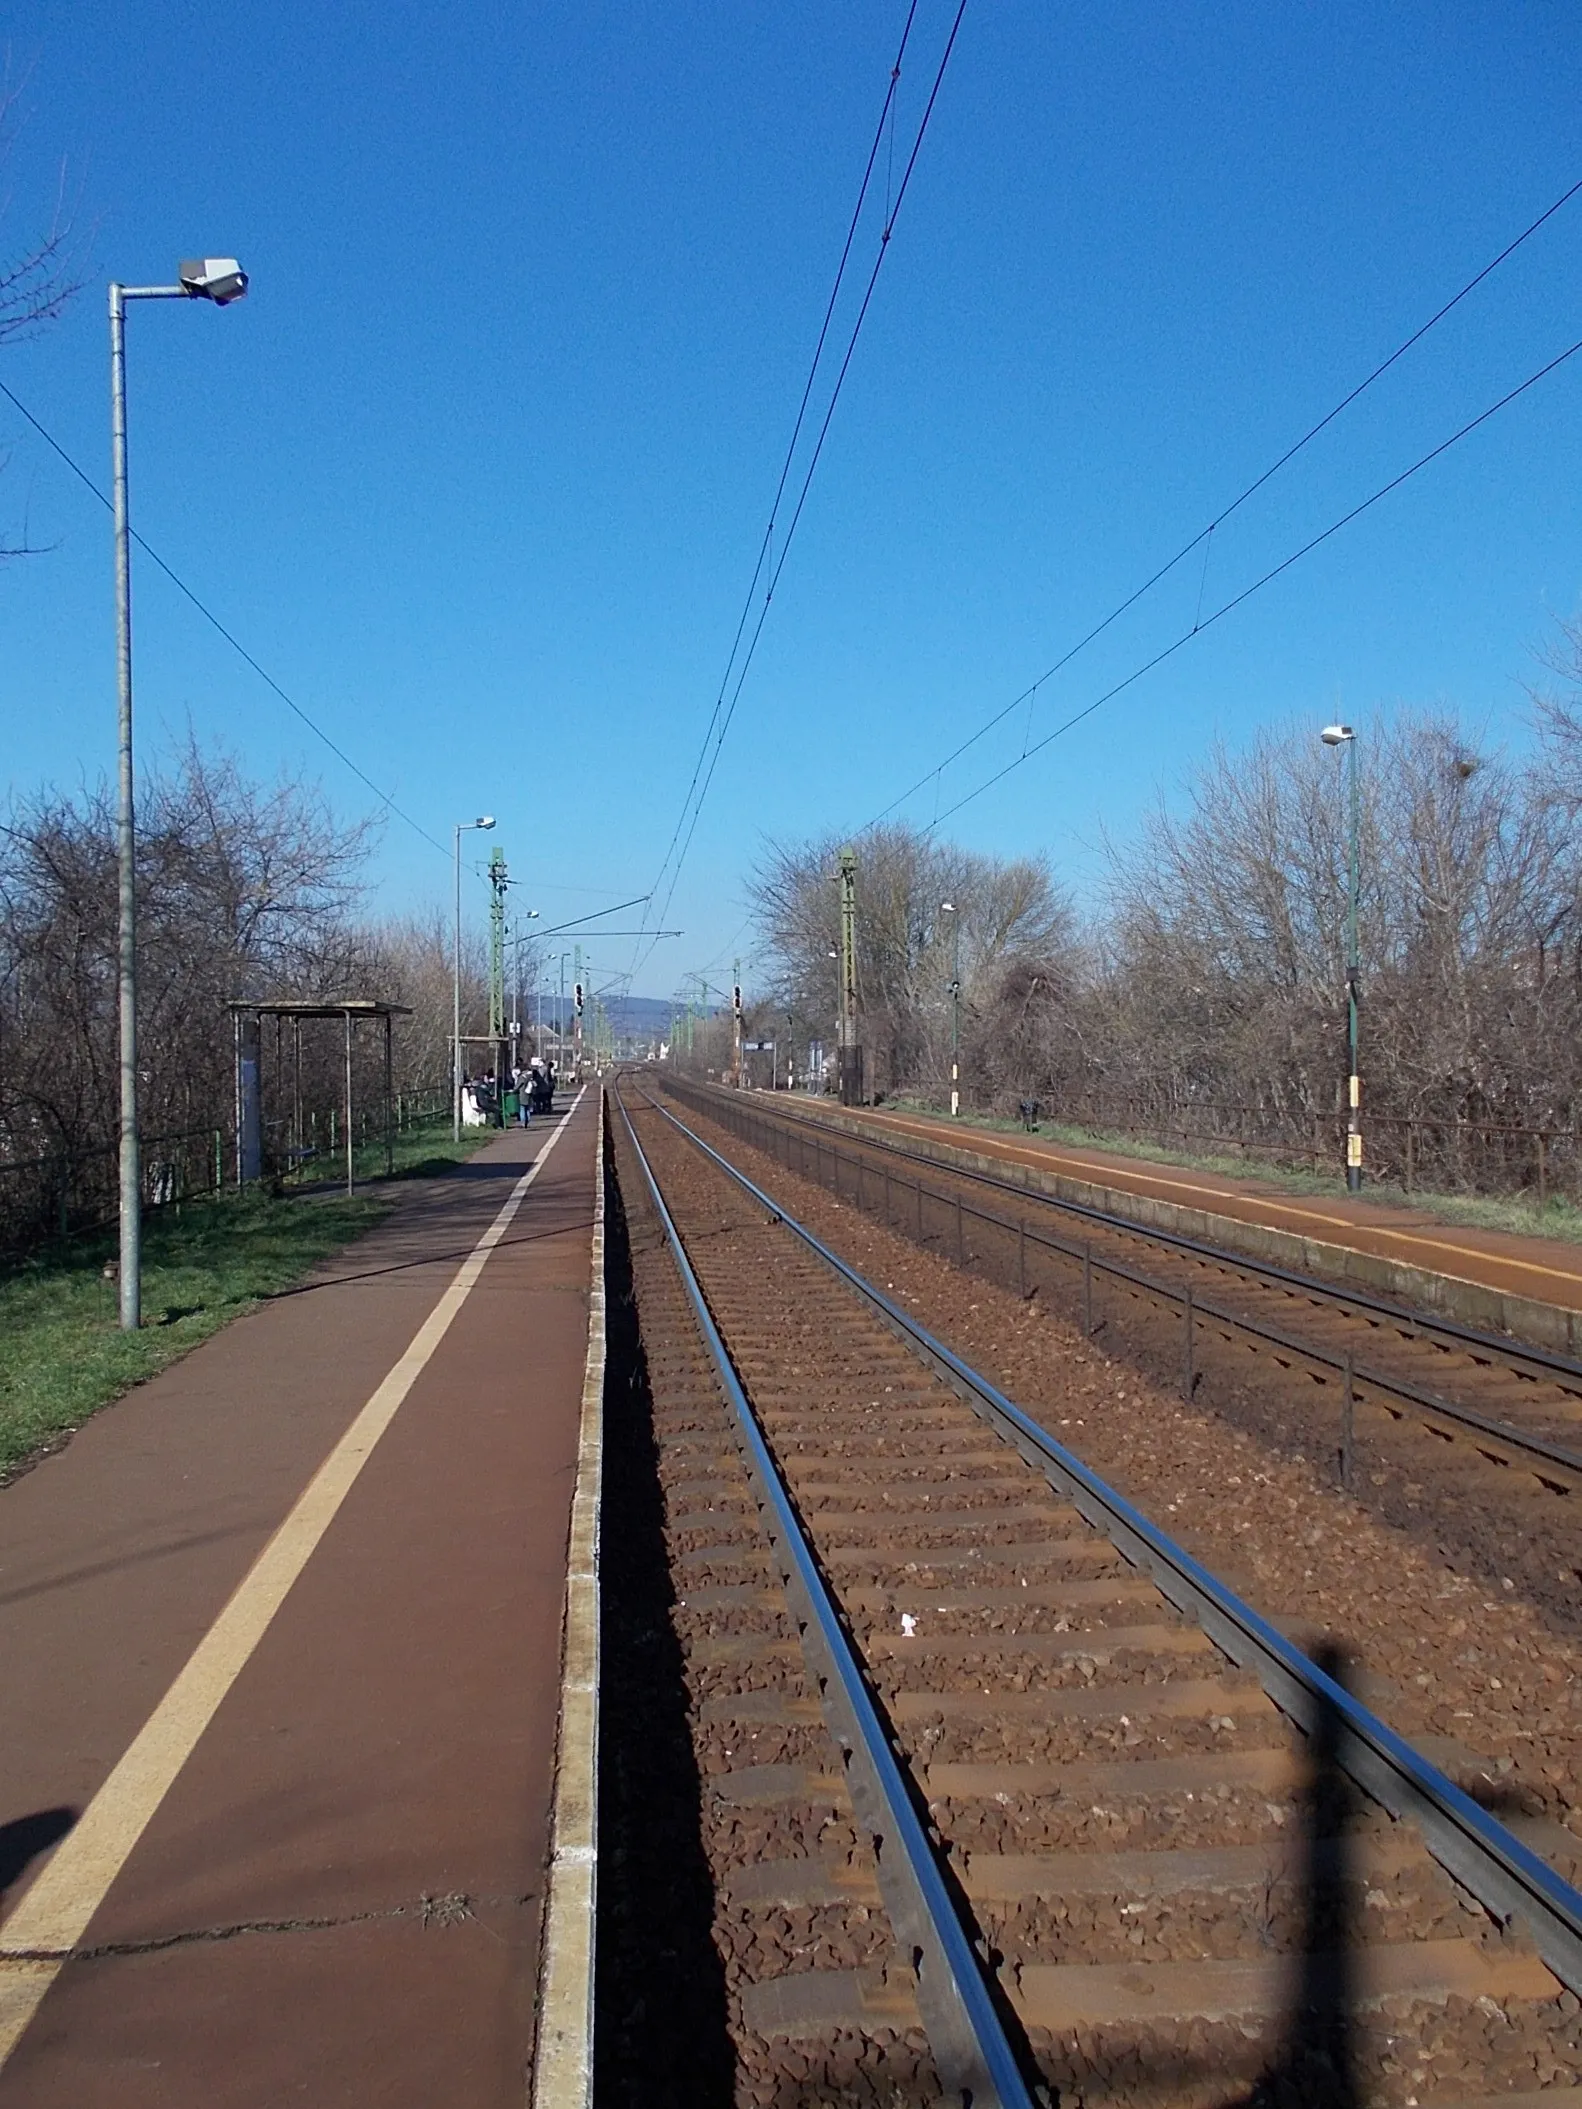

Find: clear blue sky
<box><xmin>2</xmin><ymin>1</ymin><xmax>1579</xmax><ymax>1002</ymax></box>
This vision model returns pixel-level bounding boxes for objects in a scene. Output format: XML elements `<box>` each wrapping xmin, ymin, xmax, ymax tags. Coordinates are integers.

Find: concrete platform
<box><xmin>0</xmin><ymin>1089</ymin><xmax>602</xmax><ymax>2107</ymax></box>
<box><xmin>741</xmin><ymin>1089</ymin><xmax>1582</xmax><ymax>1356</ymax></box>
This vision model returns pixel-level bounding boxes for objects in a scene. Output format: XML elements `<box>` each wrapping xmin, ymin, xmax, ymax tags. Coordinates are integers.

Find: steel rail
<box><xmin>611</xmin><ymin>1086</ymin><xmax>1039</xmax><ymax>2109</ymax></box>
<box><xmin>632</xmin><ymin>1083</ymin><xmax>1582</xmax><ymax>1999</ymax></box>
<box><xmin>674</xmin><ymin>1080</ymin><xmax>1582</xmax><ymax>1486</ymax></box>
<box><xmin>682</xmin><ymin>1078</ymin><xmax>1582</xmax><ymax>1390</ymax></box>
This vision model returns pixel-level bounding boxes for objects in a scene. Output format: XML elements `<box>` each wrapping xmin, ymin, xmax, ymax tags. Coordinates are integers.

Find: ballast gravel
<box><xmin>632</xmin><ymin>1092</ymin><xmax>1582</xmax><ymax>2103</ymax></box>
<box><xmin>687</xmin><ymin>1103</ymin><xmax>1582</xmax><ymax>1862</ymax></box>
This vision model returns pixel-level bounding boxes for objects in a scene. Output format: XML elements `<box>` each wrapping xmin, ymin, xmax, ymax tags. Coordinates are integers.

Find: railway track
<box><xmin>606</xmin><ymin>1079</ymin><xmax>1582</xmax><ymax>2107</ymax></box>
<box><xmin>666</xmin><ymin>1077</ymin><xmax>1582</xmax><ymax>1501</ymax></box>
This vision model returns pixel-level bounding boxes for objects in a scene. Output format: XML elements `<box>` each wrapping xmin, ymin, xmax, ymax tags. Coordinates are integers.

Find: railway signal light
<box><xmin>574</xmin><ymin>982</ymin><xmax>584</xmax><ymax>1015</ymax></box>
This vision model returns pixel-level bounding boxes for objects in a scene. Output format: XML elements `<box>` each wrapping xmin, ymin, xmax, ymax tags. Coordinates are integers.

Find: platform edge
<box><xmin>529</xmin><ymin>1086</ymin><xmax>606</xmax><ymax>2109</ymax></box>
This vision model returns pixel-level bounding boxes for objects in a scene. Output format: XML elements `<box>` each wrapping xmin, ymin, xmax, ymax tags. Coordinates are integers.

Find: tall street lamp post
<box><xmin>511</xmin><ymin>908</ymin><xmax>540</xmax><ymax>1065</ymax></box>
<box><xmin>454</xmin><ymin>816</ymin><xmax>496</xmax><ymax>1140</ymax></box>
<box><xmin>1322</xmin><ymin>724</ymin><xmax>1363</xmax><ymax>1191</ymax></box>
<box><xmin>111</xmin><ymin>259</ymin><xmax>248</xmax><ymax>1332</ymax></box>
<box><xmin>941</xmin><ymin>900</ymin><xmax>961</xmax><ymax>1117</ymax></box>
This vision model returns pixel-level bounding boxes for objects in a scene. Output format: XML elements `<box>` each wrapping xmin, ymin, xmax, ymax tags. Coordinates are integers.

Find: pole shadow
<box><xmin>1226</xmin><ymin>1640</ymin><xmax>1360</xmax><ymax>2109</ymax></box>
<box><xmin>0</xmin><ymin>1807</ymin><xmax>77</xmax><ymax>1912</ymax></box>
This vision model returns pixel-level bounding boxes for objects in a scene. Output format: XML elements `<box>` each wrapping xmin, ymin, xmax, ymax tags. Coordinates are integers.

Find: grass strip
<box><xmin>0</xmin><ymin>1116</ymin><xmax>498</xmax><ymax>1481</ymax></box>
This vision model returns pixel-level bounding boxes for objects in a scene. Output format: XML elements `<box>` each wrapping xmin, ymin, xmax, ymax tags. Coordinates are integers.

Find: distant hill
<box><xmin>601</xmin><ymin>994</ymin><xmax>667</xmax><ymax>1039</ymax></box>
<box><xmin>526</xmin><ymin>993</ymin><xmax>711</xmax><ymax>1042</ymax></box>
<box><xmin>605</xmin><ymin>994</ymin><xmax>715</xmax><ymax>1041</ymax></box>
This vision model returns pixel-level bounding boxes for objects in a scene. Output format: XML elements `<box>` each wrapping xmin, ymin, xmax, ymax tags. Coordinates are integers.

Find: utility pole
<box><xmin>109</xmin><ymin>257</ymin><xmax>249</xmax><ymax>1330</ymax></box>
<box><xmin>488</xmin><ymin>849</ymin><xmax>508</xmax><ymax>1039</ymax></box>
<box><xmin>453</xmin><ymin>815</ymin><xmax>496</xmax><ymax>1141</ymax></box>
<box><xmin>487</xmin><ymin>848</ymin><xmax>509</xmax><ymax>1123</ymax></box>
<box><xmin>508</xmin><ymin>907</ymin><xmax>539</xmax><ymax>1074</ymax></box>
<box><xmin>1344</xmin><ymin>733</ymin><xmax>1362</xmax><ymax>1191</ymax></box>
<box><xmin>1322</xmin><ymin>723</ymin><xmax>1363</xmax><ymax>1190</ymax></box>
<box><xmin>942</xmin><ymin>899</ymin><xmax>961</xmax><ymax>1117</ymax></box>
<box><xmin>838</xmin><ymin>845</ymin><xmax>862</xmax><ymax>1106</ymax></box>
<box><xmin>732</xmin><ymin>958</ymin><xmax>743</xmax><ymax>1087</ymax></box>
<box><xmin>573</xmin><ymin>944</ymin><xmax>584</xmax><ymax>1071</ymax></box>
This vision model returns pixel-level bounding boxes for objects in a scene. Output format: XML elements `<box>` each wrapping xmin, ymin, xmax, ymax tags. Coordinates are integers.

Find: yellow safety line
<box><xmin>0</xmin><ymin>1092</ymin><xmax>586</xmax><ymax>2072</ymax></box>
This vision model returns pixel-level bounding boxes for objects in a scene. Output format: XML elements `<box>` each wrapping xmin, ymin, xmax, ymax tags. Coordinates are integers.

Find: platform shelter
<box><xmin>228</xmin><ymin>998</ymin><xmax>413</xmax><ymax>1195</ymax></box>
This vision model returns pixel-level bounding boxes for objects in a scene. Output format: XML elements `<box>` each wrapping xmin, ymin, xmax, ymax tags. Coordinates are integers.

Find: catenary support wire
<box><xmin>867</xmin><ymin>173</ymin><xmax>1582</xmax><ymax>831</ymax></box>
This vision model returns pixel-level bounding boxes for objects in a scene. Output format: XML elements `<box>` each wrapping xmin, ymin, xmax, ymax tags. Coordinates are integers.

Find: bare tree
<box><xmin>1527</xmin><ymin>616</ymin><xmax>1582</xmax><ymax>843</ymax></box>
<box><xmin>739</xmin><ymin>704</ymin><xmax>1582</xmax><ymax>1195</ymax></box>
<box><xmin>349</xmin><ymin>912</ymin><xmax>492</xmax><ymax>1093</ymax></box>
<box><xmin>1076</xmin><ymin>708</ymin><xmax>1582</xmax><ymax>1189</ymax></box>
<box><xmin>0</xmin><ymin>743</ymin><xmax>388</xmax><ymax>1240</ymax></box>
<box><xmin>748</xmin><ymin>824</ymin><xmax>1073</xmax><ymax>1100</ymax></box>
<box><xmin>0</xmin><ymin>77</ymin><xmax>85</xmax><ymax>557</ymax></box>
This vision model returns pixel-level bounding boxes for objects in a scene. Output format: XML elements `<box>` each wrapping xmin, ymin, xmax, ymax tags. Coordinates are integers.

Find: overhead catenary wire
<box><xmin>629</xmin><ymin>0</ymin><xmax>968</xmax><ymax>981</ymax></box>
<box><xmin>0</xmin><ymin>375</ymin><xmax>452</xmax><ymax>861</ymax></box>
<box><xmin>868</xmin><ymin>171</ymin><xmax>1582</xmax><ymax>831</ymax></box>
<box><xmin>532</xmin><ymin>893</ymin><xmax>653</xmax><ymax>937</ymax></box>
<box><xmin>635</xmin><ymin>0</ymin><xmax>922</xmax><ymax>934</ymax></box>
<box><xmin>657</xmin><ymin>2</ymin><xmax>970</xmax><ymax>907</ymax></box>
<box><xmin>675</xmin><ymin>922</ymin><xmax>764</xmax><ymax>1007</ymax></box>
<box><xmin>918</xmin><ymin>332</ymin><xmax>1582</xmax><ymax>836</ymax></box>
<box><xmin>699</xmin><ymin>911</ymin><xmax>760</xmax><ymax>979</ymax></box>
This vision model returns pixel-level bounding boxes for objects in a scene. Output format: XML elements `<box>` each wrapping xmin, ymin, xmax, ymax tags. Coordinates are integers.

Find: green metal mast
<box><xmin>838</xmin><ymin>846</ymin><xmax>861</xmax><ymax>1105</ymax></box>
<box><xmin>487</xmin><ymin>847</ymin><xmax>509</xmax><ymax>1038</ymax></box>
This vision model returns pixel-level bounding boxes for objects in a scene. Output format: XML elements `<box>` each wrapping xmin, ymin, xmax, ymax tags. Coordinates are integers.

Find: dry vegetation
<box><xmin>0</xmin><ymin>741</ymin><xmax>509</xmax><ymax>1247</ymax></box>
<box><xmin>703</xmin><ymin>638</ymin><xmax>1582</xmax><ymax>1203</ymax></box>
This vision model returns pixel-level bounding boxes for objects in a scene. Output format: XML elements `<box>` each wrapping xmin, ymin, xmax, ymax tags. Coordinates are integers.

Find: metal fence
<box><xmin>260</xmin><ymin>1086</ymin><xmax>450</xmax><ymax>1186</ymax></box>
<box><xmin>0</xmin><ymin>1126</ymin><xmax>227</xmax><ymax>1257</ymax></box>
<box><xmin>898</xmin><ymin>1086</ymin><xmax>1580</xmax><ymax>1208</ymax></box>
<box><xmin>0</xmin><ymin>1086</ymin><xmax>453</xmax><ymax>1259</ymax></box>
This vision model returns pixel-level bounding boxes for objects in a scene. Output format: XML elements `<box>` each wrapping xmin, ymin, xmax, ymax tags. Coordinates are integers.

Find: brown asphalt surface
<box><xmin>849</xmin><ymin>1102</ymin><xmax>1582</xmax><ymax>1313</ymax></box>
<box><xmin>0</xmin><ymin>1089</ymin><xmax>597</xmax><ymax>2105</ymax></box>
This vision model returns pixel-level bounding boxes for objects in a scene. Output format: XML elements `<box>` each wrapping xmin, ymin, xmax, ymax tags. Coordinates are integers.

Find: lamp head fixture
<box><xmin>476</xmin><ymin>815</ymin><xmax>496</xmax><ymax>829</ymax></box>
<box><xmin>179</xmin><ymin>258</ymin><xmax>248</xmax><ymax>305</ymax></box>
<box><xmin>1320</xmin><ymin>724</ymin><xmax>1355</xmax><ymax>746</ymax></box>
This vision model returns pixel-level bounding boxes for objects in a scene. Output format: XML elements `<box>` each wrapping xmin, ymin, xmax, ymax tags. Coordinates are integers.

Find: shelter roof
<box><xmin>226</xmin><ymin>998</ymin><xmax>413</xmax><ymax>1019</ymax></box>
